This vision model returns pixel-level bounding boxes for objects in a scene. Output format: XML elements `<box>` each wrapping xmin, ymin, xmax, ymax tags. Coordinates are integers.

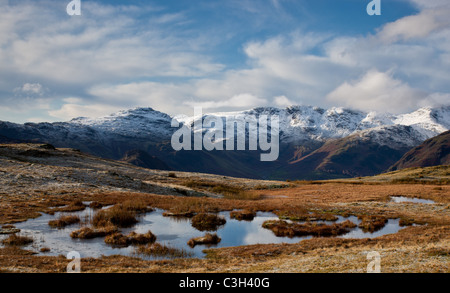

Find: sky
<box><xmin>0</xmin><ymin>0</ymin><xmax>450</xmax><ymax>123</ymax></box>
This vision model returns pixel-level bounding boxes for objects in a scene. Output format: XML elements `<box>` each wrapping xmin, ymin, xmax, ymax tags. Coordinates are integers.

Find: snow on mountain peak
<box><xmin>60</xmin><ymin>105</ymin><xmax>450</xmax><ymax>146</ymax></box>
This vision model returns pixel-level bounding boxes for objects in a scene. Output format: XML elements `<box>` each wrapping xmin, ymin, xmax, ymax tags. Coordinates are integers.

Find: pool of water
<box><xmin>390</xmin><ymin>196</ymin><xmax>436</xmax><ymax>204</ymax></box>
<box><xmin>0</xmin><ymin>207</ymin><xmax>406</xmax><ymax>260</ymax></box>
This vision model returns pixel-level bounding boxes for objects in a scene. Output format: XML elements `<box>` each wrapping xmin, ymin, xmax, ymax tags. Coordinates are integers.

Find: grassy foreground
<box><xmin>0</xmin><ymin>144</ymin><xmax>448</xmax><ymax>273</ymax></box>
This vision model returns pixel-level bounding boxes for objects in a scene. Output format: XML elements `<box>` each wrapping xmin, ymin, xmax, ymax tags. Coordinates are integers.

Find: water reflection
<box><xmin>0</xmin><ymin>208</ymin><xmax>406</xmax><ymax>259</ymax></box>
<box><xmin>390</xmin><ymin>196</ymin><xmax>435</xmax><ymax>204</ymax></box>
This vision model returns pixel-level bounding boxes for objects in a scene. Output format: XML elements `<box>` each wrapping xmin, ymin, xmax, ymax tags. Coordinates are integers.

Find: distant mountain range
<box><xmin>1</xmin><ymin>105</ymin><xmax>449</xmax><ymax>180</ymax></box>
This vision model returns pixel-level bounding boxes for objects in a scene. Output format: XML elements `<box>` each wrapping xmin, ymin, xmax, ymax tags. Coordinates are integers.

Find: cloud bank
<box><xmin>0</xmin><ymin>0</ymin><xmax>449</xmax><ymax>122</ymax></box>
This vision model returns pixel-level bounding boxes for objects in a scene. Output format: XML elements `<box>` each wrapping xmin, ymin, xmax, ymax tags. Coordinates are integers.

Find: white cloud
<box><xmin>14</xmin><ymin>83</ymin><xmax>44</xmax><ymax>95</ymax></box>
<box><xmin>327</xmin><ymin>70</ymin><xmax>426</xmax><ymax>113</ymax></box>
<box><xmin>418</xmin><ymin>92</ymin><xmax>450</xmax><ymax>108</ymax></box>
<box><xmin>274</xmin><ymin>95</ymin><xmax>294</xmax><ymax>107</ymax></box>
<box><xmin>1</xmin><ymin>0</ymin><xmax>450</xmax><ymax>122</ymax></box>
<box><xmin>377</xmin><ymin>9</ymin><xmax>450</xmax><ymax>42</ymax></box>
<box><xmin>407</xmin><ymin>0</ymin><xmax>450</xmax><ymax>9</ymax></box>
<box><xmin>0</xmin><ymin>1</ymin><xmax>223</xmax><ymax>86</ymax></box>
<box><xmin>48</xmin><ymin>103</ymin><xmax>122</xmax><ymax>120</ymax></box>
<box><xmin>184</xmin><ymin>93</ymin><xmax>267</xmax><ymax>110</ymax></box>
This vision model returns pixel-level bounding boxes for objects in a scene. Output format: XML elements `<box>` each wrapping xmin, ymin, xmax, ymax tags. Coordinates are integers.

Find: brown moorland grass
<box><xmin>104</xmin><ymin>231</ymin><xmax>156</xmax><ymax>247</ymax></box>
<box><xmin>183</xmin><ymin>179</ymin><xmax>262</xmax><ymax>200</ymax></box>
<box><xmin>89</xmin><ymin>201</ymin><xmax>104</xmax><ymax>209</ymax></box>
<box><xmin>57</xmin><ymin>200</ymin><xmax>86</xmax><ymax>213</ymax></box>
<box><xmin>358</xmin><ymin>215</ymin><xmax>388</xmax><ymax>233</ymax></box>
<box><xmin>48</xmin><ymin>215</ymin><xmax>80</xmax><ymax>228</ymax></box>
<box><xmin>191</xmin><ymin>213</ymin><xmax>226</xmax><ymax>231</ymax></box>
<box><xmin>135</xmin><ymin>243</ymin><xmax>193</xmax><ymax>258</ymax></box>
<box><xmin>1</xmin><ymin>234</ymin><xmax>33</xmax><ymax>246</ymax></box>
<box><xmin>274</xmin><ymin>208</ymin><xmax>339</xmax><ymax>222</ymax></box>
<box><xmin>40</xmin><ymin>247</ymin><xmax>50</xmax><ymax>253</ymax></box>
<box><xmin>230</xmin><ymin>210</ymin><xmax>256</xmax><ymax>221</ymax></box>
<box><xmin>92</xmin><ymin>205</ymin><xmax>138</xmax><ymax>228</ymax></box>
<box><xmin>262</xmin><ymin>220</ymin><xmax>357</xmax><ymax>238</ymax></box>
<box><xmin>187</xmin><ymin>233</ymin><xmax>221</xmax><ymax>248</ymax></box>
<box><xmin>0</xmin><ymin>221</ymin><xmax>447</xmax><ymax>273</ymax></box>
<box><xmin>1</xmin><ymin>182</ymin><xmax>447</xmax><ymax>226</ymax></box>
<box><xmin>0</xmin><ymin>226</ymin><xmax>21</xmax><ymax>235</ymax></box>
<box><xmin>120</xmin><ymin>199</ymin><xmax>153</xmax><ymax>214</ymax></box>
<box><xmin>70</xmin><ymin>226</ymin><xmax>118</xmax><ymax>239</ymax></box>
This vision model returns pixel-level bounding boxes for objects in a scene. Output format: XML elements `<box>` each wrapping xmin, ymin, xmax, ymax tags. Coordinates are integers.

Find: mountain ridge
<box><xmin>1</xmin><ymin>105</ymin><xmax>449</xmax><ymax>180</ymax></box>
<box><xmin>388</xmin><ymin>130</ymin><xmax>450</xmax><ymax>171</ymax></box>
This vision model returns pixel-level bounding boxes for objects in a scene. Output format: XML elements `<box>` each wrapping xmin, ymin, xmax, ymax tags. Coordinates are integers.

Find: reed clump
<box><xmin>191</xmin><ymin>213</ymin><xmax>226</xmax><ymax>231</ymax></box>
<box><xmin>1</xmin><ymin>234</ymin><xmax>33</xmax><ymax>246</ymax></box>
<box><xmin>230</xmin><ymin>210</ymin><xmax>256</xmax><ymax>221</ymax></box>
<box><xmin>70</xmin><ymin>226</ymin><xmax>118</xmax><ymax>239</ymax></box>
<box><xmin>262</xmin><ymin>220</ymin><xmax>356</xmax><ymax>238</ymax></box>
<box><xmin>187</xmin><ymin>233</ymin><xmax>221</xmax><ymax>247</ymax></box>
<box><xmin>104</xmin><ymin>231</ymin><xmax>156</xmax><ymax>247</ymax></box>
<box><xmin>358</xmin><ymin>215</ymin><xmax>388</xmax><ymax>233</ymax></box>
<box><xmin>135</xmin><ymin>243</ymin><xmax>192</xmax><ymax>258</ymax></box>
<box><xmin>92</xmin><ymin>205</ymin><xmax>138</xmax><ymax>228</ymax></box>
<box><xmin>48</xmin><ymin>215</ymin><xmax>80</xmax><ymax>228</ymax></box>
<box><xmin>58</xmin><ymin>200</ymin><xmax>86</xmax><ymax>212</ymax></box>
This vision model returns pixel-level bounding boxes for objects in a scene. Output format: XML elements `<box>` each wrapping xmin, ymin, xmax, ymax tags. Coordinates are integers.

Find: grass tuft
<box><xmin>262</xmin><ymin>220</ymin><xmax>357</xmax><ymax>238</ymax></box>
<box><xmin>135</xmin><ymin>243</ymin><xmax>193</xmax><ymax>258</ymax></box>
<box><xmin>230</xmin><ymin>210</ymin><xmax>256</xmax><ymax>221</ymax></box>
<box><xmin>1</xmin><ymin>234</ymin><xmax>33</xmax><ymax>246</ymax></box>
<box><xmin>104</xmin><ymin>231</ymin><xmax>156</xmax><ymax>247</ymax></box>
<box><xmin>357</xmin><ymin>215</ymin><xmax>388</xmax><ymax>233</ymax></box>
<box><xmin>92</xmin><ymin>205</ymin><xmax>138</xmax><ymax>228</ymax></box>
<box><xmin>191</xmin><ymin>213</ymin><xmax>226</xmax><ymax>231</ymax></box>
<box><xmin>70</xmin><ymin>226</ymin><xmax>118</xmax><ymax>239</ymax></box>
<box><xmin>187</xmin><ymin>233</ymin><xmax>221</xmax><ymax>247</ymax></box>
<box><xmin>48</xmin><ymin>215</ymin><xmax>80</xmax><ymax>228</ymax></box>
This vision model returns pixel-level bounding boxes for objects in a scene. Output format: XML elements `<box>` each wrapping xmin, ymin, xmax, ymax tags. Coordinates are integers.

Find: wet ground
<box><xmin>0</xmin><ymin>205</ymin><xmax>406</xmax><ymax>260</ymax></box>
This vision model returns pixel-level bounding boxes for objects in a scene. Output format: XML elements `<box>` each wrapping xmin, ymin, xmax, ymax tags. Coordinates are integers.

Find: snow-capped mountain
<box><xmin>70</xmin><ymin>107</ymin><xmax>174</xmax><ymax>139</ymax></box>
<box><xmin>175</xmin><ymin>105</ymin><xmax>450</xmax><ymax>149</ymax></box>
<box><xmin>0</xmin><ymin>105</ymin><xmax>449</xmax><ymax>180</ymax></box>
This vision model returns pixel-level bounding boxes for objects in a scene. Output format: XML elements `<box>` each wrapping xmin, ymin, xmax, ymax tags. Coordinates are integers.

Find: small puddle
<box><xmin>0</xmin><ymin>208</ymin><xmax>406</xmax><ymax>260</ymax></box>
<box><xmin>390</xmin><ymin>196</ymin><xmax>436</xmax><ymax>204</ymax></box>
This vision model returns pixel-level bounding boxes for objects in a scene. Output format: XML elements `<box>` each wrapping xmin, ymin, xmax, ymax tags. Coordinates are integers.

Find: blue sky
<box><xmin>0</xmin><ymin>0</ymin><xmax>449</xmax><ymax>123</ymax></box>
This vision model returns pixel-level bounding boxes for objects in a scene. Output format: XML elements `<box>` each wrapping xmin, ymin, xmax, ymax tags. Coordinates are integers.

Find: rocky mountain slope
<box><xmin>388</xmin><ymin>130</ymin><xmax>450</xmax><ymax>171</ymax></box>
<box><xmin>0</xmin><ymin>105</ymin><xmax>449</xmax><ymax>180</ymax></box>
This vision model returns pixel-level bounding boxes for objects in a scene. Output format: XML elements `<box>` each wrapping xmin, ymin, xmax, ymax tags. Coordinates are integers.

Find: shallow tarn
<box><xmin>390</xmin><ymin>196</ymin><xmax>436</xmax><ymax>204</ymax></box>
<box><xmin>0</xmin><ymin>206</ymin><xmax>406</xmax><ymax>260</ymax></box>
